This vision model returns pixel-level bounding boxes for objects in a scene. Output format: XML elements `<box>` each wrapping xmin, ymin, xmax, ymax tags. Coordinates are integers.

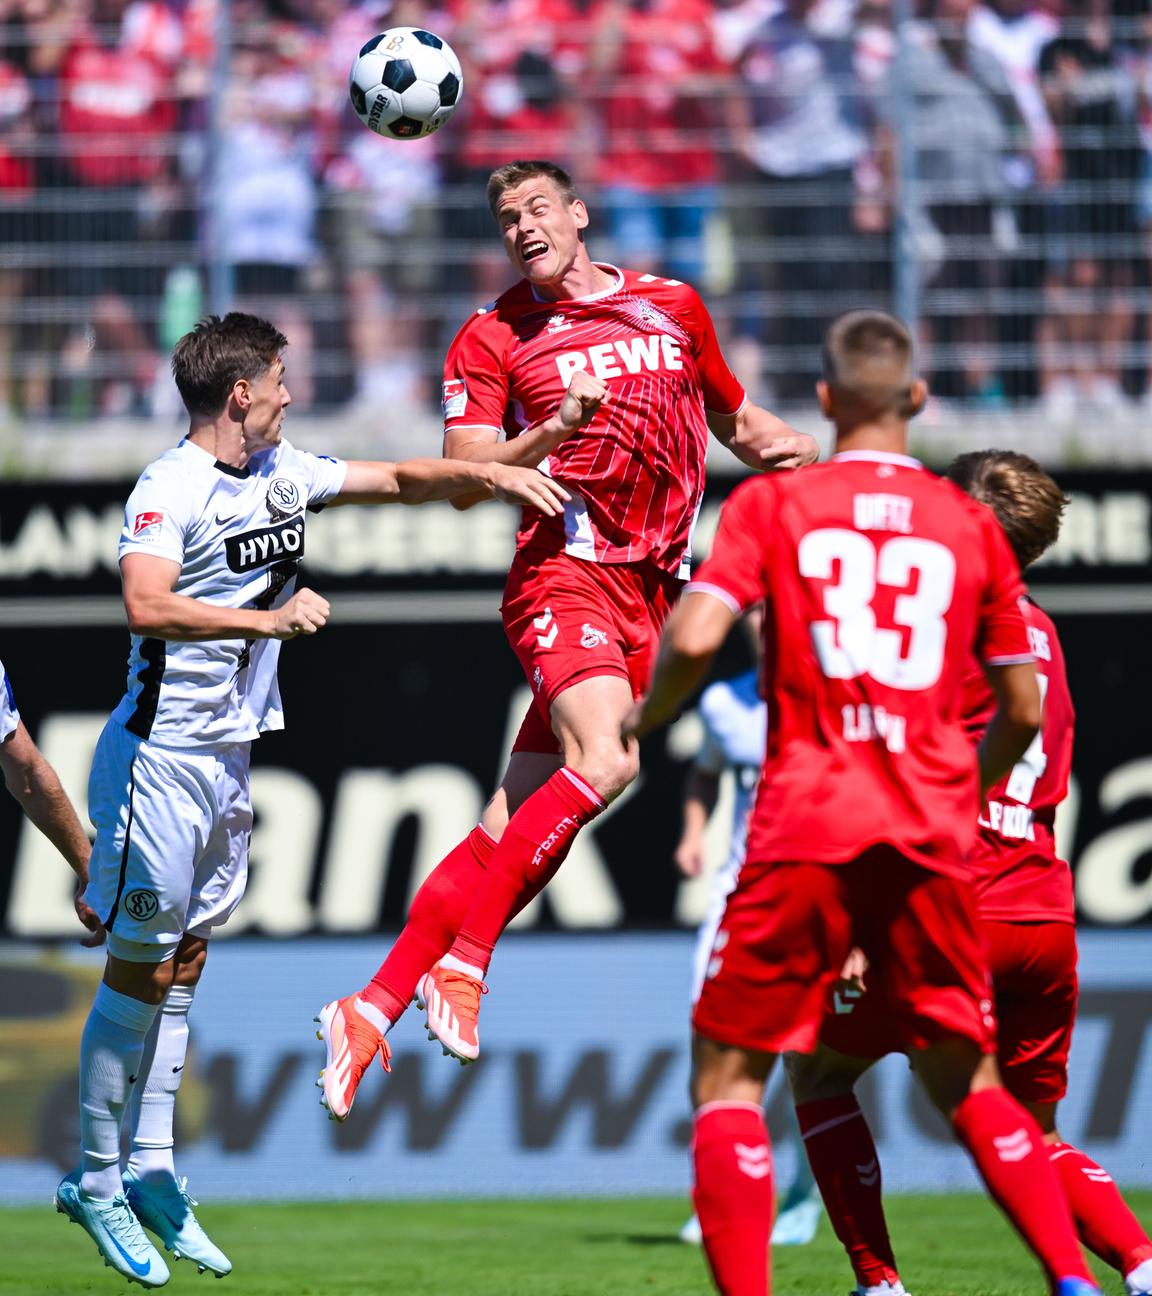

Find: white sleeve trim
<box><xmin>684</xmin><ymin>581</ymin><xmax>744</xmax><ymax>616</ymax></box>
<box><xmin>983</xmin><ymin>653</ymin><xmax>1037</xmax><ymax>666</ymax></box>
<box><xmin>118</xmin><ymin>539</ymin><xmax>184</xmax><ymax>565</ymax></box>
<box><xmin>444</xmin><ymin>422</ymin><xmax>503</xmax><ymax>436</ymax></box>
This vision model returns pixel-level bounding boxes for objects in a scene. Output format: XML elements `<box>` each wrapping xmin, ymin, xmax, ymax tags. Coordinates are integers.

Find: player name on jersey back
<box><xmin>689</xmin><ymin>450</ymin><xmax>1035</xmax><ymax>876</ymax></box>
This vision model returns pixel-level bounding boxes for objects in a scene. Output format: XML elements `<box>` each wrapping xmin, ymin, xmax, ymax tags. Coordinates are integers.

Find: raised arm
<box><xmin>121</xmin><ymin>553</ymin><xmax>329</xmax><ymax>642</ymax></box>
<box><xmin>330</xmin><ymin>458</ymin><xmax>571</xmax><ymax>513</ymax></box>
<box><xmin>0</xmin><ymin>721</ymin><xmax>103</xmax><ymax>945</ymax></box>
<box><xmin>708</xmin><ymin>401</ymin><xmax>819</xmax><ymax>473</ymax></box>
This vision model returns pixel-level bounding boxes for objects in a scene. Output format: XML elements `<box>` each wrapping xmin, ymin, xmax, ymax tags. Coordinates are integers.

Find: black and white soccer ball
<box><xmin>349</xmin><ymin>27</ymin><xmax>463</xmax><ymax>140</ymax></box>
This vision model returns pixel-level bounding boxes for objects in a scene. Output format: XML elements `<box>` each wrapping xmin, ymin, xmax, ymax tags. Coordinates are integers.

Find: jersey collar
<box><xmin>530</xmin><ymin>263</ymin><xmax>625</xmax><ymax>305</ymax></box>
<box><xmin>179</xmin><ymin>437</ymin><xmax>252</xmax><ymax>478</ymax></box>
<box><xmin>831</xmin><ymin>450</ymin><xmax>924</xmax><ymax>470</ymax></box>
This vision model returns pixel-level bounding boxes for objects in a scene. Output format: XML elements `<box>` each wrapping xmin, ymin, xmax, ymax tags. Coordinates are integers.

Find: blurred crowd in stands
<box><xmin>1</xmin><ymin>0</ymin><xmax>1151</xmax><ymax>422</ymax></box>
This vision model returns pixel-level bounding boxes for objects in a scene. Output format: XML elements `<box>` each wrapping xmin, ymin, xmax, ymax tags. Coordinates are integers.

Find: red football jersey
<box><xmin>442</xmin><ymin>265</ymin><xmax>746</xmax><ymax>577</ymax></box>
<box><xmin>689</xmin><ymin>451</ymin><xmax>1034</xmax><ymax>875</ymax></box>
<box><xmin>961</xmin><ymin>598</ymin><xmax>1076</xmax><ymax>922</ymax></box>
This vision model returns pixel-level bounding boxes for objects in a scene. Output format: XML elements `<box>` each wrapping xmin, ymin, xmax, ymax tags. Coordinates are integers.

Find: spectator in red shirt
<box><xmin>591</xmin><ymin>0</ymin><xmax>729</xmax><ymax>284</ymax></box>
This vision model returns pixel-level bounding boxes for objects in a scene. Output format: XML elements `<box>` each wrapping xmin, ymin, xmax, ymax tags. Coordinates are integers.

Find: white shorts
<box><xmin>86</xmin><ymin>719</ymin><xmax>253</xmax><ymax>963</ymax></box>
<box><xmin>690</xmin><ymin>854</ymin><xmax>743</xmax><ymax>1005</ymax></box>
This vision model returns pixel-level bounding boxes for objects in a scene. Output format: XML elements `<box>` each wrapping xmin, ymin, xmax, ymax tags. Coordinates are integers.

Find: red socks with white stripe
<box><xmin>952</xmin><ymin>1088</ymin><xmax>1094</xmax><ymax>1285</ymax></box>
<box><xmin>1048</xmin><ymin>1142</ymin><xmax>1152</xmax><ymax>1283</ymax></box>
<box><xmin>361</xmin><ymin>824</ymin><xmax>497</xmax><ymax>1024</ymax></box>
<box><xmin>796</xmin><ymin>1094</ymin><xmax>900</xmax><ymax>1290</ymax></box>
<box><xmin>450</xmin><ymin>767</ymin><xmax>605</xmax><ymax>975</ymax></box>
<box><xmin>693</xmin><ymin>1102</ymin><xmax>774</xmax><ymax>1296</ymax></box>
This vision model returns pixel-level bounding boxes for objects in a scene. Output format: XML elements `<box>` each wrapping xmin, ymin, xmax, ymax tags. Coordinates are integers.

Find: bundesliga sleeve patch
<box><xmin>442</xmin><ymin>378</ymin><xmax>468</xmax><ymax>419</ymax></box>
<box><xmin>132</xmin><ymin>511</ymin><xmax>165</xmax><ymax>539</ymax></box>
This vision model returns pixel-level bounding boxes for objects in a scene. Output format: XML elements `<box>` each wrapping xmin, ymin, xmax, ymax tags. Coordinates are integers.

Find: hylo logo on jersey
<box><xmin>133</xmin><ymin>511</ymin><xmax>164</xmax><ymax>539</ymax></box>
<box><xmin>225</xmin><ymin>516</ymin><xmax>305</xmax><ymax>574</ymax></box>
<box><xmin>123</xmin><ymin>889</ymin><xmax>159</xmax><ymax>921</ymax></box>
<box><xmin>580</xmin><ymin>623</ymin><xmax>608</xmax><ymax>649</ymax></box>
<box><xmin>555</xmin><ymin>335</ymin><xmax>684</xmax><ymax>386</ymax></box>
<box><xmin>267</xmin><ymin>477</ymin><xmax>301</xmax><ymax>521</ymax></box>
<box><xmin>442</xmin><ymin>379</ymin><xmax>468</xmax><ymax>419</ymax></box>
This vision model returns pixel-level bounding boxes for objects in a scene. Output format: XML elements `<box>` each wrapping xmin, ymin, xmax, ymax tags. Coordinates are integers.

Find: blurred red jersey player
<box><xmin>790</xmin><ymin>451</ymin><xmax>1152</xmax><ymax>1296</ymax></box>
<box><xmin>625</xmin><ymin>311</ymin><xmax>1102</xmax><ymax>1296</ymax></box>
<box><xmin>315</xmin><ymin>158</ymin><xmax>818</xmax><ymax>1120</ymax></box>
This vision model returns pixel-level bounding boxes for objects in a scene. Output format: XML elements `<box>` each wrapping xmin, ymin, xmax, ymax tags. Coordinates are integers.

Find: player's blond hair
<box><xmin>822</xmin><ymin>310</ymin><xmax>917</xmax><ymax>419</ymax></box>
<box><xmin>172</xmin><ymin>313</ymin><xmax>288</xmax><ymax>417</ymax></box>
<box><xmin>946</xmin><ymin>450</ymin><xmax>1069</xmax><ymax>569</ymax></box>
<box><xmin>486</xmin><ymin>160</ymin><xmax>579</xmax><ymax>216</ymax></box>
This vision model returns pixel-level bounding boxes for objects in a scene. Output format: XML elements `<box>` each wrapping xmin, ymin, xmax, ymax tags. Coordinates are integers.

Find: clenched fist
<box><xmin>272</xmin><ymin>588</ymin><xmax>330</xmax><ymax>639</ymax></box>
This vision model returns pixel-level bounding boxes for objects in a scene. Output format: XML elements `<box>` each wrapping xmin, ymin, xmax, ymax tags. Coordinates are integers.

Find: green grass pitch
<box><xmin>2</xmin><ymin>1192</ymin><xmax>1147</xmax><ymax>1295</ymax></box>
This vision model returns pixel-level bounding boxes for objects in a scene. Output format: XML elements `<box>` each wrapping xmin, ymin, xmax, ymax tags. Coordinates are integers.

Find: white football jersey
<box><xmin>0</xmin><ymin>658</ymin><xmax>20</xmax><ymax>742</ymax></box>
<box><xmin>111</xmin><ymin>437</ymin><xmax>347</xmax><ymax>748</ymax></box>
<box><xmin>695</xmin><ymin>669</ymin><xmax>767</xmax><ymax>876</ymax></box>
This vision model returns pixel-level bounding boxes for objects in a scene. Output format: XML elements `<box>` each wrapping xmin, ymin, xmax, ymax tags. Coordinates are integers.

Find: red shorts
<box><xmin>693</xmin><ymin>846</ymin><xmax>996</xmax><ymax>1056</ymax></box>
<box><xmin>502</xmin><ymin>546</ymin><xmax>680</xmax><ymax>755</ymax></box>
<box><xmin>819</xmin><ymin>917</ymin><xmax>1076</xmax><ymax>1103</ymax></box>
<box><xmin>985</xmin><ymin>919</ymin><xmax>1077</xmax><ymax>1102</ymax></box>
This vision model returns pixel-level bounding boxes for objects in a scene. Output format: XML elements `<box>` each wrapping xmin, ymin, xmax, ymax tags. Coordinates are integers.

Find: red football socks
<box><xmin>953</xmin><ymin>1088</ymin><xmax>1093</xmax><ymax>1285</ymax></box>
<box><xmin>796</xmin><ymin>1094</ymin><xmax>901</xmax><ymax>1289</ymax></box>
<box><xmin>693</xmin><ymin>1102</ymin><xmax>775</xmax><ymax>1296</ymax></box>
<box><xmin>361</xmin><ymin>824</ymin><xmax>496</xmax><ymax>1023</ymax></box>
<box><xmin>1049</xmin><ymin>1142</ymin><xmax>1152</xmax><ymax>1276</ymax></box>
<box><xmin>450</xmin><ymin>767</ymin><xmax>605</xmax><ymax>974</ymax></box>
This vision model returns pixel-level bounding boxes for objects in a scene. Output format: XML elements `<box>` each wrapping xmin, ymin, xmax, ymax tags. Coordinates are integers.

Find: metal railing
<box><xmin>0</xmin><ymin>2</ymin><xmax>1149</xmax><ymax>448</ymax></box>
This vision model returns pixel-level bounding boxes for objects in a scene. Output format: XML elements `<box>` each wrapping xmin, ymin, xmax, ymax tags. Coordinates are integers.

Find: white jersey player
<box><xmin>681</xmin><ymin>668</ymin><xmax>766</xmax><ymax>1003</ymax></box>
<box><xmin>55</xmin><ymin>312</ymin><xmax>570</xmax><ymax>1290</ymax></box>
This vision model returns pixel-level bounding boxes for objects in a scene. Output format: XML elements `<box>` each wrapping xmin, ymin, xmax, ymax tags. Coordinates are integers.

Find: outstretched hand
<box><xmin>489</xmin><ymin>465</ymin><xmax>572</xmax><ymax>516</ymax></box>
<box><xmin>758</xmin><ymin>434</ymin><xmax>820</xmax><ymax>471</ymax></box>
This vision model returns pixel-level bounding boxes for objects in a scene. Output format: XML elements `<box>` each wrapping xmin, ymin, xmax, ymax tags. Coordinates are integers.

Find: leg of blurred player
<box><xmin>786</xmin><ymin>1048</ymin><xmax>904</xmax><ymax>1294</ymax></box>
<box><xmin>692</xmin><ymin>1038</ymin><xmax>778</xmax><ymax>1296</ymax></box>
<box><xmin>1032</xmin><ymin>1101</ymin><xmax>1152</xmax><ymax>1294</ymax></box>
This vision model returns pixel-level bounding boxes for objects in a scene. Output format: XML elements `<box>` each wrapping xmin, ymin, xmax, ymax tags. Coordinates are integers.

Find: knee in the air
<box><xmin>579</xmin><ymin>744</ymin><xmax>639</xmax><ymax>802</ymax></box>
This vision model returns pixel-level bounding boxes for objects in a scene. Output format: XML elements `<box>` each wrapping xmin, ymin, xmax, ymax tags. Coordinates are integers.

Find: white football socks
<box><xmin>126</xmin><ymin>983</ymin><xmax>195</xmax><ymax>1185</ymax></box>
<box><xmin>1126</xmin><ymin>1258</ymin><xmax>1152</xmax><ymax>1295</ymax></box>
<box><xmin>79</xmin><ymin>982</ymin><xmax>160</xmax><ymax>1200</ymax></box>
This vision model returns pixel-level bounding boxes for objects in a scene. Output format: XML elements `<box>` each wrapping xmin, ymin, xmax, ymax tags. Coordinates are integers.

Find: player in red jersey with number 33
<box><xmin>315</xmin><ymin>160</ymin><xmax>817</xmax><ymax>1119</ymax></box>
<box><xmin>625</xmin><ymin>312</ymin><xmax>1102</xmax><ymax>1296</ymax></box>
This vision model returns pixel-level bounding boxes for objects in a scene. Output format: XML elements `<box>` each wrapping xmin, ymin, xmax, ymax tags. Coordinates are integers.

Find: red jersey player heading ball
<box><xmin>315</xmin><ymin>160</ymin><xmax>818</xmax><ymax>1121</ymax></box>
<box><xmin>626</xmin><ymin>311</ymin><xmax>1102</xmax><ymax>1296</ymax></box>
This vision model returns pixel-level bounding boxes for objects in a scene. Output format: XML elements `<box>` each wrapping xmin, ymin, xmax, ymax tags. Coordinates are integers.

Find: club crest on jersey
<box><xmin>442</xmin><ymin>378</ymin><xmax>468</xmax><ymax>419</ymax></box>
<box><xmin>266</xmin><ymin>477</ymin><xmax>301</xmax><ymax>521</ymax></box>
<box><xmin>133</xmin><ymin>511</ymin><xmax>164</xmax><ymax>539</ymax></box>
<box><xmin>580</xmin><ymin>623</ymin><xmax>609</xmax><ymax>649</ymax></box>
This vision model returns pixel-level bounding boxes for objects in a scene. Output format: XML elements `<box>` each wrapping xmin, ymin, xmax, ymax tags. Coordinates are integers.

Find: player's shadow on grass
<box><xmin>581</xmin><ymin>1232</ymin><xmax>684</xmax><ymax>1247</ymax></box>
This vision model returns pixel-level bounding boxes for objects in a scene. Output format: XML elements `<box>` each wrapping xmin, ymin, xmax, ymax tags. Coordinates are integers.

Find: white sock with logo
<box><xmin>126</xmin><ymin>983</ymin><xmax>195</xmax><ymax>1185</ymax></box>
<box><xmin>79</xmin><ymin>983</ymin><xmax>160</xmax><ymax>1199</ymax></box>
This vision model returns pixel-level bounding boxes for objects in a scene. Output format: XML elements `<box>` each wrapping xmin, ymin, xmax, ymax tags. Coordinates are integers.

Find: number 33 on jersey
<box><xmin>688</xmin><ymin>450</ymin><xmax>1035</xmax><ymax>877</ymax></box>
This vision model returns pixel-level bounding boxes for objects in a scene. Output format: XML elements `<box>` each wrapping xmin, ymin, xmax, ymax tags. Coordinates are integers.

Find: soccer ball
<box><xmin>349</xmin><ymin>27</ymin><xmax>463</xmax><ymax>140</ymax></box>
